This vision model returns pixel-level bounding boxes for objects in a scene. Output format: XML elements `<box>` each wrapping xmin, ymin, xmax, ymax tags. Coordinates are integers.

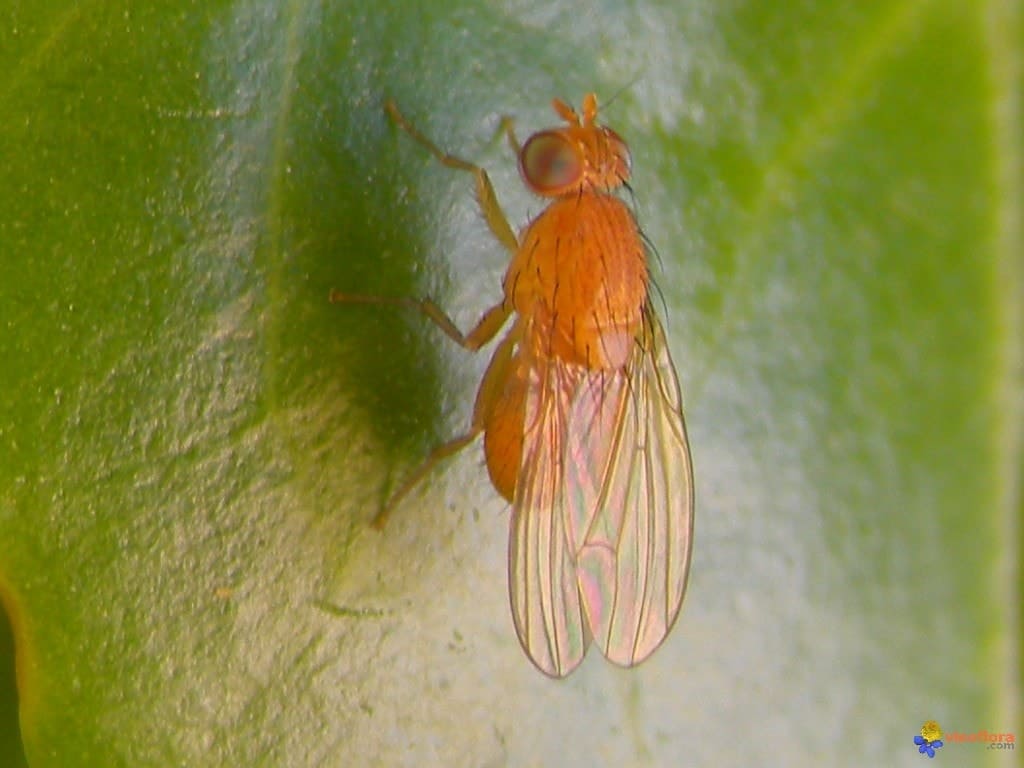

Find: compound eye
<box><xmin>520</xmin><ymin>131</ymin><xmax>583</xmax><ymax>195</ymax></box>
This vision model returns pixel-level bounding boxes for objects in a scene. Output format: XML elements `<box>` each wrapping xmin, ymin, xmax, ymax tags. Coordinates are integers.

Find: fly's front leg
<box><xmin>495</xmin><ymin>114</ymin><xmax>521</xmax><ymax>157</ymax></box>
<box><xmin>384</xmin><ymin>98</ymin><xmax>519</xmax><ymax>256</ymax></box>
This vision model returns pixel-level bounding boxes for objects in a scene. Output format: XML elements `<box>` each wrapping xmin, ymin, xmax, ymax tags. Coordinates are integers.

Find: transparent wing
<box><xmin>508</xmin><ymin>307</ymin><xmax>694</xmax><ymax>676</ymax></box>
<box><xmin>508</xmin><ymin>359</ymin><xmax>592</xmax><ymax>678</ymax></box>
<box><xmin>570</xmin><ymin>308</ymin><xmax>694</xmax><ymax>666</ymax></box>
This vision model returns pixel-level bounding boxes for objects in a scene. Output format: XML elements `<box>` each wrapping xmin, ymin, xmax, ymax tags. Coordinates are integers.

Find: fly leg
<box><xmin>353</xmin><ymin>317</ymin><xmax>518</xmax><ymax>529</ymax></box>
<box><xmin>328</xmin><ymin>291</ymin><xmax>509</xmax><ymax>352</ymax></box>
<box><xmin>329</xmin><ymin>100</ymin><xmax>526</xmax><ymax>525</ymax></box>
<box><xmin>384</xmin><ymin>98</ymin><xmax>519</xmax><ymax>256</ymax></box>
<box><xmin>328</xmin><ymin>292</ymin><xmax>513</xmax><ymax>526</ymax></box>
<box><xmin>366</xmin><ymin>430</ymin><xmax>479</xmax><ymax>530</ymax></box>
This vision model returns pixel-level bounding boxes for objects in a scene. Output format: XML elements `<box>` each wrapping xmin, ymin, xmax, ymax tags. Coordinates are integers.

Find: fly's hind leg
<box><xmin>329</xmin><ymin>292</ymin><xmax>510</xmax><ymax>528</ymax></box>
<box><xmin>369</xmin><ymin>429</ymin><xmax>480</xmax><ymax>530</ymax></box>
<box><xmin>384</xmin><ymin>98</ymin><xmax>519</xmax><ymax>255</ymax></box>
<box><xmin>366</xmin><ymin>324</ymin><xmax>520</xmax><ymax>528</ymax></box>
<box><xmin>329</xmin><ymin>291</ymin><xmax>511</xmax><ymax>528</ymax></box>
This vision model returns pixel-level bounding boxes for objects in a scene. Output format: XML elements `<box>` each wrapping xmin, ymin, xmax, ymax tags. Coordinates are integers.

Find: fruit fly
<box><xmin>333</xmin><ymin>93</ymin><xmax>694</xmax><ymax>677</ymax></box>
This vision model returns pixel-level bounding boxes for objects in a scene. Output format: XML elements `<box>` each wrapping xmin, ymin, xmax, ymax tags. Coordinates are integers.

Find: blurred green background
<box><xmin>0</xmin><ymin>1</ymin><xmax>1019</xmax><ymax>766</ymax></box>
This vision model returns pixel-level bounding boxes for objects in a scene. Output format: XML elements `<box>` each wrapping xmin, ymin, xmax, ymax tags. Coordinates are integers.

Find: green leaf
<box><xmin>1</xmin><ymin>1</ymin><xmax>1018</xmax><ymax>765</ymax></box>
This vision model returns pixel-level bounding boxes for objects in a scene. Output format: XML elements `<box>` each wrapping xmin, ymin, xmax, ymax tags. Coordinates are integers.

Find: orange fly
<box><xmin>333</xmin><ymin>93</ymin><xmax>694</xmax><ymax>677</ymax></box>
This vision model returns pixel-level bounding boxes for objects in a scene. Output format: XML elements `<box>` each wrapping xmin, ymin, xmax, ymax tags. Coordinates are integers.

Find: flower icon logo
<box><xmin>915</xmin><ymin>721</ymin><xmax>944</xmax><ymax>758</ymax></box>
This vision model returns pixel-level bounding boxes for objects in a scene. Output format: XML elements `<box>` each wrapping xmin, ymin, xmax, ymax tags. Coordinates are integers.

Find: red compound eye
<box><xmin>519</xmin><ymin>131</ymin><xmax>583</xmax><ymax>195</ymax></box>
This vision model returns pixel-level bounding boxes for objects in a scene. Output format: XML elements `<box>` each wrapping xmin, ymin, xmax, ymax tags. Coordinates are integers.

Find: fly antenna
<box><xmin>598</xmin><ymin>69</ymin><xmax>646</xmax><ymax>115</ymax></box>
